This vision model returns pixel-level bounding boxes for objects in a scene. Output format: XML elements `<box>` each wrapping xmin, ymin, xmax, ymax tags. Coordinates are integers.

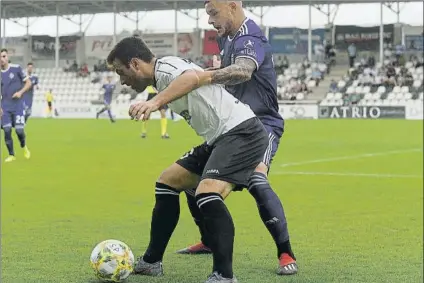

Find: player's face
<box><xmin>206</xmin><ymin>1</ymin><xmax>237</xmax><ymax>37</ymax></box>
<box><xmin>0</xmin><ymin>51</ymin><xmax>8</xmax><ymax>67</ymax></box>
<box><xmin>112</xmin><ymin>59</ymin><xmax>151</xmax><ymax>93</ymax></box>
<box><xmin>27</xmin><ymin>65</ymin><xmax>34</xmax><ymax>73</ymax></box>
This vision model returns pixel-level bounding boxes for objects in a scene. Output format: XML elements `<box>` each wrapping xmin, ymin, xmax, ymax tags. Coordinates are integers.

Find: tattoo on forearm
<box><xmin>210</xmin><ymin>58</ymin><xmax>256</xmax><ymax>85</ymax></box>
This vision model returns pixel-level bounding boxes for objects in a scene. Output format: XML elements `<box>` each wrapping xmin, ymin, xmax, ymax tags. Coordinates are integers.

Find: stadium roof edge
<box><xmin>1</xmin><ymin>0</ymin><xmax>421</xmax><ymax>19</ymax></box>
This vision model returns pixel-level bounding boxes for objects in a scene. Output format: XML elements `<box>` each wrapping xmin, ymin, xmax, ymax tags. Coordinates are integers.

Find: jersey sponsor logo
<box><xmin>9</xmin><ymin>73</ymin><xmax>14</xmax><ymax>79</ymax></box>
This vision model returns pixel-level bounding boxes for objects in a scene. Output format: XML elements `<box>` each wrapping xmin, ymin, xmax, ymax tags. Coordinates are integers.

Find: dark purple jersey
<box><xmin>1</xmin><ymin>64</ymin><xmax>27</xmax><ymax>111</ymax></box>
<box><xmin>102</xmin><ymin>83</ymin><xmax>115</xmax><ymax>105</ymax></box>
<box><xmin>217</xmin><ymin>18</ymin><xmax>284</xmax><ymax>134</ymax></box>
<box><xmin>23</xmin><ymin>74</ymin><xmax>39</xmax><ymax>109</ymax></box>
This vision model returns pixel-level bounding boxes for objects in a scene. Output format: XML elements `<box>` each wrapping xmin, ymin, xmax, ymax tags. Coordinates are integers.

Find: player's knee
<box><xmin>157</xmin><ymin>163</ymin><xmax>199</xmax><ymax>191</ymax></box>
<box><xmin>160</xmin><ymin>110</ymin><xmax>166</xmax><ymax>118</ymax></box>
<box><xmin>195</xmin><ymin>179</ymin><xmax>233</xmax><ymax>199</ymax></box>
<box><xmin>15</xmin><ymin>127</ymin><xmax>25</xmax><ymax>135</ymax></box>
<box><xmin>3</xmin><ymin>126</ymin><xmax>12</xmax><ymax>136</ymax></box>
<box><xmin>254</xmin><ymin>162</ymin><xmax>269</xmax><ymax>175</ymax></box>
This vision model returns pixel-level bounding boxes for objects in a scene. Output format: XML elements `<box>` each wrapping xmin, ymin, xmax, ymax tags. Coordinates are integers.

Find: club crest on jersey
<box><xmin>243</xmin><ymin>39</ymin><xmax>254</xmax><ymax>49</ymax></box>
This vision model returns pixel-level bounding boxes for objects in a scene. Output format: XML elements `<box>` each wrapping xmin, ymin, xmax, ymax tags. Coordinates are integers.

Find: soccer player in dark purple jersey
<box><xmin>23</xmin><ymin>62</ymin><xmax>39</xmax><ymax>122</ymax></box>
<box><xmin>1</xmin><ymin>48</ymin><xmax>32</xmax><ymax>162</ymax></box>
<box><xmin>96</xmin><ymin>75</ymin><xmax>116</xmax><ymax>123</ymax></box>
<box><xmin>177</xmin><ymin>0</ymin><xmax>298</xmax><ymax>275</ymax></box>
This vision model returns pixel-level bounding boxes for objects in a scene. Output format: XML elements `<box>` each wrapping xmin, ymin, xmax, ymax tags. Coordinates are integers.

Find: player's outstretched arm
<box><xmin>129</xmin><ymin>70</ymin><xmax>201</xmax><ymax>121</ymax></box>
<box><xmin>152</xmin><ymin>70</ymin><xmax>200</xmax><ymax>106</ymax></box>
<box><xmin>198</xmin><ymin>57</ymin><xmax>256</xmax><ymax>86</ymax></box>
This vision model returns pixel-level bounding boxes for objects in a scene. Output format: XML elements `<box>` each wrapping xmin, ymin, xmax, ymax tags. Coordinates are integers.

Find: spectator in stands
<box><xmin>63</xmin><ymin>60</ymin><xmax>71</xmax><ymax>72</ymax></box>
<box><xmin>70</xmin><ymin>60</ymin><xmax>78</xmax><ymax>72</ymax></box>
<box><xmin>385</xmin><ymin>63</ymin><xmax>397</xmax><ymax>86</ymax></box>
<box><xmin>329</xmin><ymin>79</ymin><xmax>338</xmax><ymax>92</ymax></box>
<box><xmin>395</xmin><ymin>43</ymin><xmax>405</xmax><ymax>64</ymax></box>
<box><xmin>281</xmin><ymin>56</ymin><xmax>289</xmax><ymax>69</ymax></box>
<box><xmin>314</xmin><ymin>42</ymin><xmax>325</xmax><ymax>62</ymax></box>
<box><xmin>311</xmin><ymin>67</ymin><xmax>322</xmax><ymax>86</ymax></box>
<box><xmin>347</xmin><ymin>43</ymin><xmax>357</xmax><ymax>68</ymax></box>
<box><xmin>299</xmin><ymin>82</ymin><xmax>310</xmax><ymax>95</ymax></box>
<box><xmin>302</xmin><ymin>57</ymin><xmax>310</xmax><ymax>69</ymax></box>
<box><xmin>367</xmin><ymin>55</ymin><xmax>376</xmax><ymax>68</ymax></box>
<box><xmin>78</xmin><ymin>63</ymin><xmax>89</xmax><ymax>78</ymax></box>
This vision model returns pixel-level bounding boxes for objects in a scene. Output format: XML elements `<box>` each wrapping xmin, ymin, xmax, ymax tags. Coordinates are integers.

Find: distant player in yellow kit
<box><xmin>141</xmin><ymin>85</ymin><xmax>170</xmax><ymax>139</ymax></box>
<box><xmin>45</xmin><ymin>89</ymin><xmax>54</xmax><ymax>118</ymax></box>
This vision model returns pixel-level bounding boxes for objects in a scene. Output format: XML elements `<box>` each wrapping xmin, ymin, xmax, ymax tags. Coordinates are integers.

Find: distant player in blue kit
<box><xmin>1</xmin><ymin>48</ymin><xmax>32</xmax><ymax>162</ymax></box>
<box><xmin>178</xmin><ymin>0</ymin><xmax>298</xmax><ymax>275</ymax></box>
<box><xmin>96</xmin><ymin>75</ymin><xmax>116</xmax><ymax>123</ymax></box>
<box><xmin>23</xmin><ymin>62</ymin><xmax>39</xmax><ymax>122</ymax></box>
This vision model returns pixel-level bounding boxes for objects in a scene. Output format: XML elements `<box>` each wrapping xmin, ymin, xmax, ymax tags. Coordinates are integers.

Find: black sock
<box><xmin>248</xmin><ymin>172</ymin><xmax>295</xmax><ymax>259</ymax></box>
<box><xmin>3</xmin><ymin>127</ymin><xmax>14</xmax><ymax>155</ymax></box>
<box><xmin>185</xmin><ymin>190</ymin><xmax>210</xmax><ymax>247</ymax></box>
<box><xmin>97</xmin><ymin>107</ymin><xmax>107</xmax><ymax>115</ymax></box>
<box><xmin>196</xmin><ymin>193</ymin><xmax>234</xmax><ymax>278</ymax></box>
<box><xmin>143</xmin><ymin>182</ymin><xmax>180</xmax><ymax>264</ymax></box>
<box><xmin>15</xmin><ymin>128</ymin><xmax>26</xmax><ymax>148</ymax></box>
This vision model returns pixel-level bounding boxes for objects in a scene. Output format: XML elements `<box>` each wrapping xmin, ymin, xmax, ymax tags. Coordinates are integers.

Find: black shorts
<box><xmin>147</xmin><ymin>93</ymin><xmax>168</xmax><ymax>111</ymax></box>
<box><xmin>176</xmin><ymin>117</ymin><xmax>269</xmax><ymax>189</ymax></box>
<box><xmin>47</xmin><ymin>102</ymin><xmax>52</xmax><ymax>107</ymax></box>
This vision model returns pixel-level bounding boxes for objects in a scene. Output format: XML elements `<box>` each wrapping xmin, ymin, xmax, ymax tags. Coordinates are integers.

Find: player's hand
<box><xmin>212</xmin><ymin>55</ymin><xmax>221</xmax><ymax>69</ymax></box>
<box><xmin>12</xmin><ymin>92</ymin><xmax>22</xmax><ymax>99</ymax></box>
<box><xmin>129</xmin><ymin>100</ymin><xmax>160</xmax><ymax>121</ymax></box>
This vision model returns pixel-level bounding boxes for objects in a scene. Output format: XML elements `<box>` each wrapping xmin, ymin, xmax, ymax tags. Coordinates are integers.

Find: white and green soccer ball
<box><xmin>90</xmin><ymin>239</ymin><xmax>135</xmax><ymax>282</ymax></box>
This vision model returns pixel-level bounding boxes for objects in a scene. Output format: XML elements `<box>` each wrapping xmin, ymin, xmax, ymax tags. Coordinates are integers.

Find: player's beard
<box><xmin>132</xmin><ymin>77</ymin><xmax>151</xmax><ymax>93</ymax></box>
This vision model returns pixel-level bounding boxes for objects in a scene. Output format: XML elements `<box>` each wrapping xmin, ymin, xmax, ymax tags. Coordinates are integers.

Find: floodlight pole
<box><xmin>113</xmin><ymin>3</ymin><xmax>117</xmax><ymax>45</ymax></box>
<box><xmin>308</xmin><ymin>3</ymin><xmax>312</xmax><ymax>61</ymax></box>
<box><xmin>379</xmin><ymin>3</ymin><xmax>384</xmax><ymax>64</ymax></box>
<box><xmin>1</xmin><ymin>7</ymin><xmax>5</xmax><ymax>48</ymax></box>
<box><xmin>174</xmin><ymin>1</ymin><xmax>178</xmax><ymax>56</ymax></box>
<box><xmin>55</xmin><ymin>4</ymin><xmax>60</xmax><ymax>68</ymax></box>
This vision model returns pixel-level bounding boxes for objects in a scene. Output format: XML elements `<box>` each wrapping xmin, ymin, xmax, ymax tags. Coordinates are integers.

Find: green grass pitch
<box><xmin>1</xmin><ymin>118</ymin><xmax>423</xmax><ymax>283</ymax></box>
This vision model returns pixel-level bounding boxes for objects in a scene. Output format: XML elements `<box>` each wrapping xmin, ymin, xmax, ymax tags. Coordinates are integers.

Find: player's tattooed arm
<box><xmin>209</xmin><ymin>57</ymin><xmax>256</xmax><ymax>85</ymax></box>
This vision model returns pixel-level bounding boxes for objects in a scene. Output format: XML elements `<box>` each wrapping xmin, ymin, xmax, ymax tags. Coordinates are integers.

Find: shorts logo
<box><xmin>206</xmin><ymin>169</ymin><xmax>220</xmax><ymax>175</ymax></box>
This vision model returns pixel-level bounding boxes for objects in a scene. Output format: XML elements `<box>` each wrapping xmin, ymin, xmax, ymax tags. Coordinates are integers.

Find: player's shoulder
<box><xmin>156</xmin><ymin>56</ymin><xmax>201</xmax><ymax>72</ymax></box>
<box><xmin>9</xmin><ymin>63</ymin><xmax>22</xmax><ymax>70</ymax></box>
<box><xmin>241</xmin><ymin>18</ymin><xmax>263</xmax><ymax>37</ymax></box>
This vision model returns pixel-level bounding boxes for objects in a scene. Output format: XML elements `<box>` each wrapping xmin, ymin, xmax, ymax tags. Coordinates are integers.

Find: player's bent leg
<box><xmin>176</xmin><ymin>191</ymin><xmax>213</xmax><ymax>255</ymax></box>
<box><xmin>134</xmin><ymin>163</ymin><xmax>200</xmax><ymax>277</ymax></box>
<box><xmin>3</xmin><ymin>126</ymin><xmax>16</xmax><ymax>162</ymax></box>
<box><xmin>248</xmin><ymin>162</ymin><xmax>297</xmax><ymax>275</ymax></box>
<box><xmin>195</xmin><ymin>179</ymin><xmax>237</xmax><ymax>282</ymax></box>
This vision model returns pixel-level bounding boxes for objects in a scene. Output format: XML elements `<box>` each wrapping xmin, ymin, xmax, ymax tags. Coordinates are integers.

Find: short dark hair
<box><xmin>1</xmin><ymin>48</ymin><xmax>8</xmax><ymax>53</ymax></box>
<box><xmin>107</xmin><ymin>36</ymin><xmax>154</xmax><ymax>67</ymax></box>
<box><xmin>27</xmin><ymin>62</ymin><xmax>33</xmax><ymax>66</ymax></box>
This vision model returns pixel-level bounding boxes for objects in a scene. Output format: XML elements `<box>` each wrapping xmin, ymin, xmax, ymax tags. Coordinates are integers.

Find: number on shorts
<box><xmin>16</xmin><ymin>115</ymin><xmax>25</xmax><ymax>125</ymax></box>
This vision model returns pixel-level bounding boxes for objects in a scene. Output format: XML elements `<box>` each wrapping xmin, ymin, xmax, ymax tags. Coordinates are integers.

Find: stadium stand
<box><xmin>320</xmin><ymin>49</ymin><xmax>424</xmax><ymax>107</ymax></box>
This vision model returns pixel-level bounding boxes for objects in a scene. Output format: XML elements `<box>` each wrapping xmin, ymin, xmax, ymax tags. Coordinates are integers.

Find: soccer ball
<box><xmin>90</xmin><ymin>239</ymin><xmax>135</xmax><ymax>282</ymax></box>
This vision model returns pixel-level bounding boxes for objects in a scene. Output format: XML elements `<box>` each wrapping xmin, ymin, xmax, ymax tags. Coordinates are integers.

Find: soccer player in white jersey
<box><xmin>108</xmin><ymin>36</ymin><xmax>270</xmax><ymax>283</ymax></box>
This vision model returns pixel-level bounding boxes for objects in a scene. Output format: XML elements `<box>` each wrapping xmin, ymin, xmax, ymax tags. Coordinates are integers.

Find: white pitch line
<box><xmin>275</xmin><ymin>171</ymin><xmax>423</xmax><ymax>179</ymax></box>
<box><xmin>280</xmin><ymin>148</ymin><xmax>422</xmax><ymax>168</ymax></box>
